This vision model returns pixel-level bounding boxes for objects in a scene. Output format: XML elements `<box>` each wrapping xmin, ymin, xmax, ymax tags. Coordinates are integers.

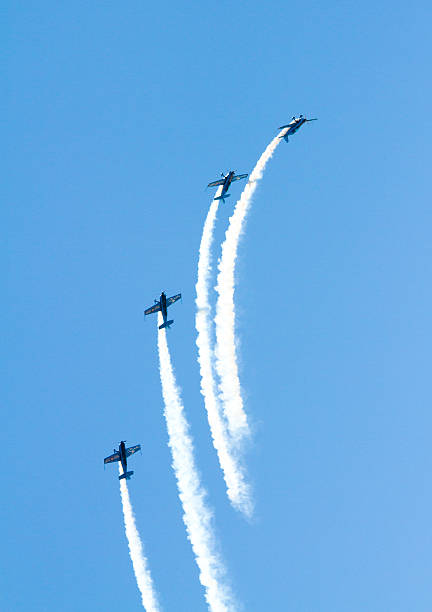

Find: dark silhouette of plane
<box><xmin>104</xmin><ymin>441</ymin><xmax>141</xmax><ymax>480</ymax></box>
<box><xmin>144</xmin><ymin>291</ymin><xmax>181</xmax><ymax>329</ymax></box>
<box><xmin>279</xmin><ymin>115</ymin><xmax>317</xmax><ymax>142</ymax></box>
<box><xmin>207</xmin><ymin>170</ymin><xmax>248</xmax><ymax>203</ymax></box>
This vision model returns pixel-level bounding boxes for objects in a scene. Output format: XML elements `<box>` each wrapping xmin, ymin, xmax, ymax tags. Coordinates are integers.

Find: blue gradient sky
<box><xmin>3</xmin><ymin>1</ymin><xmax>432</xmax><ymax>610</ymax></box>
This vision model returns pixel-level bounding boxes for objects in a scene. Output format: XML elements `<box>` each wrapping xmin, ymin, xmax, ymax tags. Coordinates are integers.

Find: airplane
<box><xmin>144</xmin><ymin>291</ymin><xmax>182</xmax><ymax>329</ymax></box>
<box><xmin>207</xmin><ymin>170</ymin><xmax>248</xmax><ymax>202</ymax></box>
<box><xmin>278</xmin><ymin>115</ymin><xmax>317</xmax><ymax>142</ymax></box>
<box><xmin>104</xmin><ymin>441</ymin><xmax>141</xmax><ymax>480</ymax></box>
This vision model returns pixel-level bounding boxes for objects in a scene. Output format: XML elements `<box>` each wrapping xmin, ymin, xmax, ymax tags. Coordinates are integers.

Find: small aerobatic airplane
<box><xmin>144</xmin><ymin>291</ymin><xmax>182</xmax><ymax>329</ymax></box>
<box><xmin>279</xmin><ymin>115</ymin><xmax>317</xmax><ymax>142</ymax></box>
<box><xmin>207</xmin><ymin>170</ymin><xmax>248</xmax><ymax>203</ymax></box>
<box><xmin>104</xmin><ymin>441</ymin><xmax>141</xmax><ymax>480</ymax></box>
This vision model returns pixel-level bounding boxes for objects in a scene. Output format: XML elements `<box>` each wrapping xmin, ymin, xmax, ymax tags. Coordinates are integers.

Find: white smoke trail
<box><xmin>157</xmin><ymin>314</ymin><xmax>236</xmax><ymax>612</ymax></box>
<box><xmin>195</xmin><ymin>188</ymin><xmax>253</xmax><ymax>518</ymax></box>
<box><xmin>214</xmin><ymin>133</ymin><xmax>284</xmax><ymax>444</ymax></box>
<box><xmin>119</xmin><ymin>465</ymin><xmax>161</xmax><ymax>612</ymax></box>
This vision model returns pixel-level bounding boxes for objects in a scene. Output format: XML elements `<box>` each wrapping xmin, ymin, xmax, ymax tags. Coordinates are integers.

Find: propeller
<box><xmin>112</xmin><ymin>440</ymin><xmax>125</xmax><ymax>449</ymax></box>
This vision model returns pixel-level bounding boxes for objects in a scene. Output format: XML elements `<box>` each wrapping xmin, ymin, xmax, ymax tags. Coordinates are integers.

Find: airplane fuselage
<box><xmin>160</xmin><ymin>292</ymin><xmax>168</xmax><ymax>325</ymax></box>
<box><xmin>119</xmin><ymin>441</ymin><xmax>128</xmax><ymax>474</ymax></box>
<box><xmin>285</xmin><ymin>117</ymin><xmax>306</xmax><ymax>135</ymax></box>
<box><xmin>221</xmin><ymin>171</ymin><xmax>235</xmax><ymax>199</ymax></box>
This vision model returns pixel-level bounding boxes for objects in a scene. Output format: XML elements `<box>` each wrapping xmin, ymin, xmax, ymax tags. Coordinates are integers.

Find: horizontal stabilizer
<box><xmin>214</xmin><ymin>194</ymin><xmax>230</xmax><ymax>201</ymax></box>
<box><xmin>119</xmin><ymin>470</ymin><xmax>134</xmax><ymax>481</ymax></box>
<box><xmin>159</xmin><ymin>319</ymin><xmax>174</xmax><ymax>330</ymax></box>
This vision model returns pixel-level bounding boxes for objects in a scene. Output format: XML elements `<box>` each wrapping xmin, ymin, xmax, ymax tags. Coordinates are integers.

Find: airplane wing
<box><xmin>144</xmin><ymin>303</ymin><xmax>161</xmax><ymax>316</ymax></box>
<box><xmin>104</xmin><ymin>452</ymin><xmax>120</xmax><ymax>464</ymax></box>
<box><xmin>126</xmin><ymin>444</ymin><xmax>141</xmax><ymax>457</ymax></box>
<box><xmin>167</xmin><ymin>293</ymin><xmax>181</xmax><ymax>306</ymax></box>
<box><xmin>207</xmin><ymin>179</ymin><xmax>226</xmax><ymax>187</ymax></box>
<box><xmin>231</xmin><ymin>173</ymin><xmax>248</xmax><ymax>182</ymax></box>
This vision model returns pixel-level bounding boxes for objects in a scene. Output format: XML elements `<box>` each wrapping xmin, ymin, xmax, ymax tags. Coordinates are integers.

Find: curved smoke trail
<box><xmin>157</xmin><ymin>314</ymin><xmax>236</xmax><ymax>612</ymax></box>
<box><xmin>195</xmin><ymin>188</ymin><xmax>253</xmax><ymax>518</ymax></box>
<box><xmin>119</xmin><ymin>465</ymin><xmax>161</xmax><ymax>612</ymax></box>
<box><xmin>214</xmin><ymin>134</ymin><xmax>284</xmax><ymax>444</ymax></box>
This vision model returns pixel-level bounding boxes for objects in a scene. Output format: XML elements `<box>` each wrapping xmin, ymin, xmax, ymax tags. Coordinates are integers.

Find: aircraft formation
<box><xmin>104</xmin><ymin>115</ymin><xmax>316</xmax><ymax>479</ymax></box>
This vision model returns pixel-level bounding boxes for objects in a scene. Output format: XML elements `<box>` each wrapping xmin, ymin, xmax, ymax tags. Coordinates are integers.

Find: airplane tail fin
<box><xmin>159</xmin><ymin>320</ymin><xmax>174</xmax><ymax>330</ymax></box>
<box><xmin>119</xmin><ymin>471</ymin><xmax>134</xmax><ymax>481</ymax></box>
<box><xmin>214</xmin><ymin>194</ymin><xmax>230</xmax><ymax>201</ymax></box>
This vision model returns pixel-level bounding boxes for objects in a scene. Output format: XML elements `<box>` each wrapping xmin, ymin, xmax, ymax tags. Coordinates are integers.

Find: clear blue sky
<box><xmin>3</xmin><ymin>1</ymin><xmax>432</xmax><ymax>610</ymax></box>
